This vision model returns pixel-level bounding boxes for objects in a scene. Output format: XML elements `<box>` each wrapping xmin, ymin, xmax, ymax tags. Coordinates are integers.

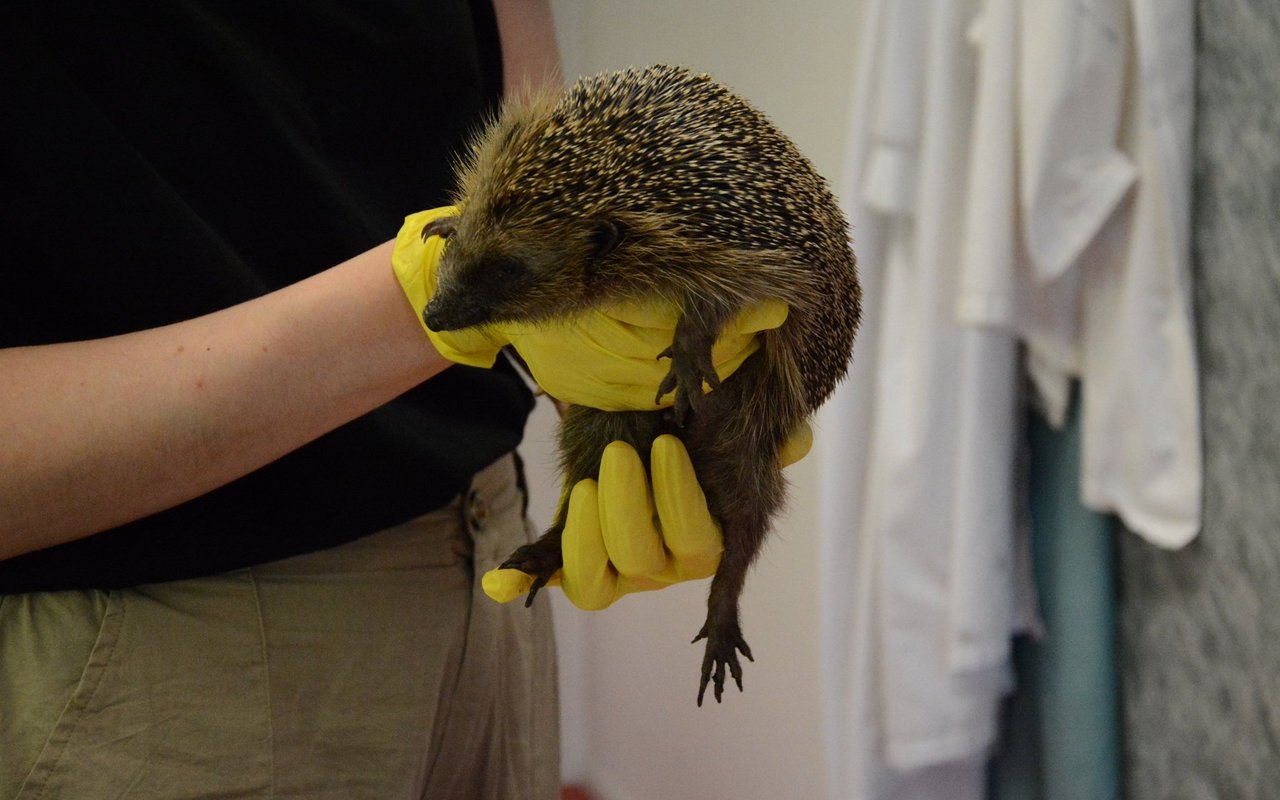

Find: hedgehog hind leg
<box><xmin>691</xmin><ymin>490</ymin><xmax>778</xmax><ymax>705</ymax></box>
<box><xmin>683</xmin><ymin>399</ymin><xmax>789</xmax><ymax>705</ymax></box>
<box><xmin>693</xmin><ymin>519</ymin><xmax>768</xmax><ymax>705</ymax></box>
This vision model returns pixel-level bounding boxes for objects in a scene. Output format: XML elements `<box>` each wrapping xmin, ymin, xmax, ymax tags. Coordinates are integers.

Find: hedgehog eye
<box><xmin>590</xmin><ymin>218</ymin><xmax>626</xmax><ymax>259</ymax></box>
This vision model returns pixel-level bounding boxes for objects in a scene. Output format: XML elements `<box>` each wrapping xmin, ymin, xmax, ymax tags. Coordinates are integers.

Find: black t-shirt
<box><xmin>0</xmin><ymin>1</ymin><xmax>533</xmax><ymax>592</ymax></box>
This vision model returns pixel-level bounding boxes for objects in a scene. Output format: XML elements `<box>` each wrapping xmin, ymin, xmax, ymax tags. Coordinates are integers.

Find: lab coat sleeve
<box><xmin>1078</xmin><ymin>0</ymin><xmax>1201</xmax><ymax>548</ymax></box>
<box><xmin>1019</xmin><ymin>0</ymin><xmax>1138</xmax><ymax>282</ymax></box>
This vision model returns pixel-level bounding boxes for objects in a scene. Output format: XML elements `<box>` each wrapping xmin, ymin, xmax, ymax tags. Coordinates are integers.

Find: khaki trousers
<box><xmin>0</xmin><ymin>455</ymin><xmax>559</xmax><ymax>799</ymax></box>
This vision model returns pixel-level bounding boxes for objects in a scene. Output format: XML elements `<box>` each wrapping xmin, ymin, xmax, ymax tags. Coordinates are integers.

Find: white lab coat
<box><xmin>820</xmin><ymin>0</ymin><xmax>1198</xmax><ymax>797</ymax></box>
<box><xmin>820</xmin><ymin>1</ymin><xmax>1014</xmax><ymax>798</ymax></box>
<box><xmin>1078</xmin><ymin>0</ymin><xmax>1200</xmax><ymax>548</ymax></box>
<box><xmin>958</xmin><ymin>0</ymin><xmax>1199</xmax><ymax>548</ymax></box>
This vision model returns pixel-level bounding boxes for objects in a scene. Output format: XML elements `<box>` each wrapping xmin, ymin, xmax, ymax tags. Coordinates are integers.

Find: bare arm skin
<box><xmin>0</xmin><ymin>4</ymin><xmax>564</xmax><ymax>561</ymax></box>
<box><xmin>492</xmin><ymin>0</ymin><xmax>564</xmax><ymax>91</ymax></box>
<box><xmin>0</xmin><ymin>241</ymin><xmax>450</xmax><ymax>559</ymax></box>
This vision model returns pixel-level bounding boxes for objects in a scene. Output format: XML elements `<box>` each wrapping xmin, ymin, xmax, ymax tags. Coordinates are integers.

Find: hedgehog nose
<box><xmin>423</xmin><ymin>300</ymin><xmax>451</xmax><ymax>332</ymax></box>
<box><xmin>424</xmin><ymin>297</ymin><xmax>485</xmax><ymax>332</ymax></box>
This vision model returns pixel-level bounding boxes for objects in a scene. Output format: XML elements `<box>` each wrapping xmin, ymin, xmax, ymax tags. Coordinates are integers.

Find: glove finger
<box><xmin>599</xmin><ymin>300</ymin><xmax>679</xmax><ymax>329</ymax></box>
<box><xmin>481</xmin><ymin>568</ymin><xmax>535</xmax><ymax>604</ymax></box>
<box><xmin>504</xmin><ymin>310</ymin><xmax>667</xmax><ymax>363</ymax></box>
<box><xmin>614</xmin><ymin>574</ymin><xmax>676</xmax><ymax>595</ymax></box>
<box><xmin>724</xmin><ymin>298</ymin><xmax>789</xmax><ymax>333</ymax></box>
<box><xmin>604</xmin><ymin>298</ymin><xmax>788</xmax><ymax>334</ymax></box>
<box><xmin>779</xmin><ymin>421</ymin><xmax>814</xmax><ymax>467</ymax></box>
<box><xmin>599</xmin><ymin>441</ymin><xmax>669</xmax><ymax>577</ymax></box>
<box><xmin>499</xmin><ymin>300</ymin><xmax>787</xmax><ymax>412</ymax></box>
<box><xmin>560</xmin><ymin>479</ymin><xmax>621</xmax><ymax>611</ymax></box>
<box><xmin>651</xmin><ymin>435</ymin><xmax>723</xmax><ymax>565</ymax></box>
<box><xmin>505</xmin><ymin>324</ymin><xmax>671</xmax><ymax>412</ymax></box>
<box><xmin>708</xmin><ymin>333</ymin><xmax>762</xmax><ymax>384</ymax></box>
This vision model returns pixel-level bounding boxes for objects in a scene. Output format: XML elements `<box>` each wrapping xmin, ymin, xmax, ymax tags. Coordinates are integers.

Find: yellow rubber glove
<box><xmin>391</xmin><ymin>207</ymin><xmax>789</xmax><ymax>411</ymax></box>
<box><xmin>391</xmin><ymin>206</ymin><xmax>804</xmax><ymax>609</ymax></box>
<box><xmin>482</xmin><ymin>423</ymin><xmax>813</xmax><ymax>610</ymax></box>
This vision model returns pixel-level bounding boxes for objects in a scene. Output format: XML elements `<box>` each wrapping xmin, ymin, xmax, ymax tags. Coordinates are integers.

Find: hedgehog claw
<box><xmin>498</xmin><ymin>537</ymin><xmax>563</xmax><ymax>607</ymax></box>
<box><xmin>655</xmin><ymin>370</ymin><xmax>679</xmax><ymax>407</ymax></box>
<box><xmin>673</xmin><ymin>390</ymin><xmax>694</xmax><ymax>428</ymax></box>
<box><xmin>420</xmin><ymin>215</ymin><xmax>458</xmax><ymax>242</ymax></box>
<box><xmin>525</xmin><ymin>573</ymin><xmax>551</xmax><ymax>607</ymax></box>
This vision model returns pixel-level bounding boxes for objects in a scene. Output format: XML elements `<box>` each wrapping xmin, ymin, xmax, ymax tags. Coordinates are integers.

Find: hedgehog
<box><xmin>421</xmin><ymin>65</ymin><xmax>860</xmax><ymax>705</ymax></box>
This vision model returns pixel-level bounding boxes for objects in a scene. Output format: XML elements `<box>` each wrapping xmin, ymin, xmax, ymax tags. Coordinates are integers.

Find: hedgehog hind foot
<box><xmin>655</xmin><ymin>325</ymin><xmax>721</xmax><ymax>427</ymax></box>
<box><xmin>692</xmin><ymin>618</ymin><xmax>754</xmax><ymax>706</ymax></box>
<box><xmin>498</xmin><ymin>532</ymin><xmax>564</xmax><ymax>608</ymax></box>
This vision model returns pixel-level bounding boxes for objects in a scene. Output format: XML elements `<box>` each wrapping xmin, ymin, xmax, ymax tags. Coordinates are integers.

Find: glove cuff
<box><xmin>391</xmin><ymin>207</ymin><xmax>504</xmax><ymax>368</ymax></box>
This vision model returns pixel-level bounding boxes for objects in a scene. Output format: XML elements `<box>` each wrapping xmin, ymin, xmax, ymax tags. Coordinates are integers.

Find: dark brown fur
<box><xmin>423</xmin><ymin>66</ymin><xmax>860</xmax><ymax>705</ymax></box>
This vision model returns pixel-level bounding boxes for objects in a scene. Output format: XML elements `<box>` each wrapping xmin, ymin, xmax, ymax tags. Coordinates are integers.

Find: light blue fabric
<box><xmin>990</xmin><ymin>400</ymin><xmax>1121</xmax><ymax>800</ymax></box>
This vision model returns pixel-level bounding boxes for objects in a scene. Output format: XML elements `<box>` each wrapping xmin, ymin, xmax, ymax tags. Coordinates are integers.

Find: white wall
<box><xmin>518</xmin><ymin>3</ymin><xmax>864</xmax><ymax>798</ymax></box>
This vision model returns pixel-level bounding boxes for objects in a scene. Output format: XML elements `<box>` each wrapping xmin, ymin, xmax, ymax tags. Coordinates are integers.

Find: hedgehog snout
<box><xmin>423</xmin><ymin>294</ymin><xmax>493</xmax><ymax>332</ymax></box>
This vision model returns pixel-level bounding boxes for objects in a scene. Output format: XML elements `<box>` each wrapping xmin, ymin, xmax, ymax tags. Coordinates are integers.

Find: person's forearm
<box><xmin>0</xmin><ymin>240</ymin><xmax>450</xmax><ymax>559</ymax></box>
<box><xmin>492</xmin><ymin>0</ymin><xmax>563</xmax><ymax>93</ymax></box>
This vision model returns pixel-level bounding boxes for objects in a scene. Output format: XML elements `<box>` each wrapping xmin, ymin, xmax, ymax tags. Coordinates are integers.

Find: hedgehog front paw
<box><xmin>655</xmin><ymin>338</ymin><xmax>720</xmax><ymax>427</ymax></box>
<box><xmin>692</xmin><ymin>620</ymin><xmax>754</xmax><ymax>706</ymax></box>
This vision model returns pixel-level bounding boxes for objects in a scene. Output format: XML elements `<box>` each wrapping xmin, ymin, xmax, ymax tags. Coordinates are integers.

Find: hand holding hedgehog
<box><xmin>394</xmin><ymin>207</ymin><xmax>790</xmax><ymax>408</ymax></box>
<box><xmin>482</xmin><ymin>423</ymin><xmax>813</xmax><ymax>609</ymax></box>
<box><xmin>397</xmin><ymin>66</ymin><xmax>860</xmax><ymax>705</ymax></box>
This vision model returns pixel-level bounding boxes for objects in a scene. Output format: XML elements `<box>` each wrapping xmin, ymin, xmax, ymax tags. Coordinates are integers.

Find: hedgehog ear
<box><xmin>589</xmin><ymin>217</ymin><xmax>626</xmax><ymax>259</ymax></box>
<box><xmin>421</xmin><ymin>215</ymin><xmax>458</xmax><ymax>242</ymax></box>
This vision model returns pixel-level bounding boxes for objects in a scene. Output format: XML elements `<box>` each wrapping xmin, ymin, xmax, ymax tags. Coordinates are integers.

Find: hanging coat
<box><xmin>819</xmin><ymin>1</ymin><xmax>1198</xmax><ymax>798</ymax></box>
<box><xmin>819</xmin><ymin>2</ymin><xmax>1023</xmax><ymax>798</ymax></box>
